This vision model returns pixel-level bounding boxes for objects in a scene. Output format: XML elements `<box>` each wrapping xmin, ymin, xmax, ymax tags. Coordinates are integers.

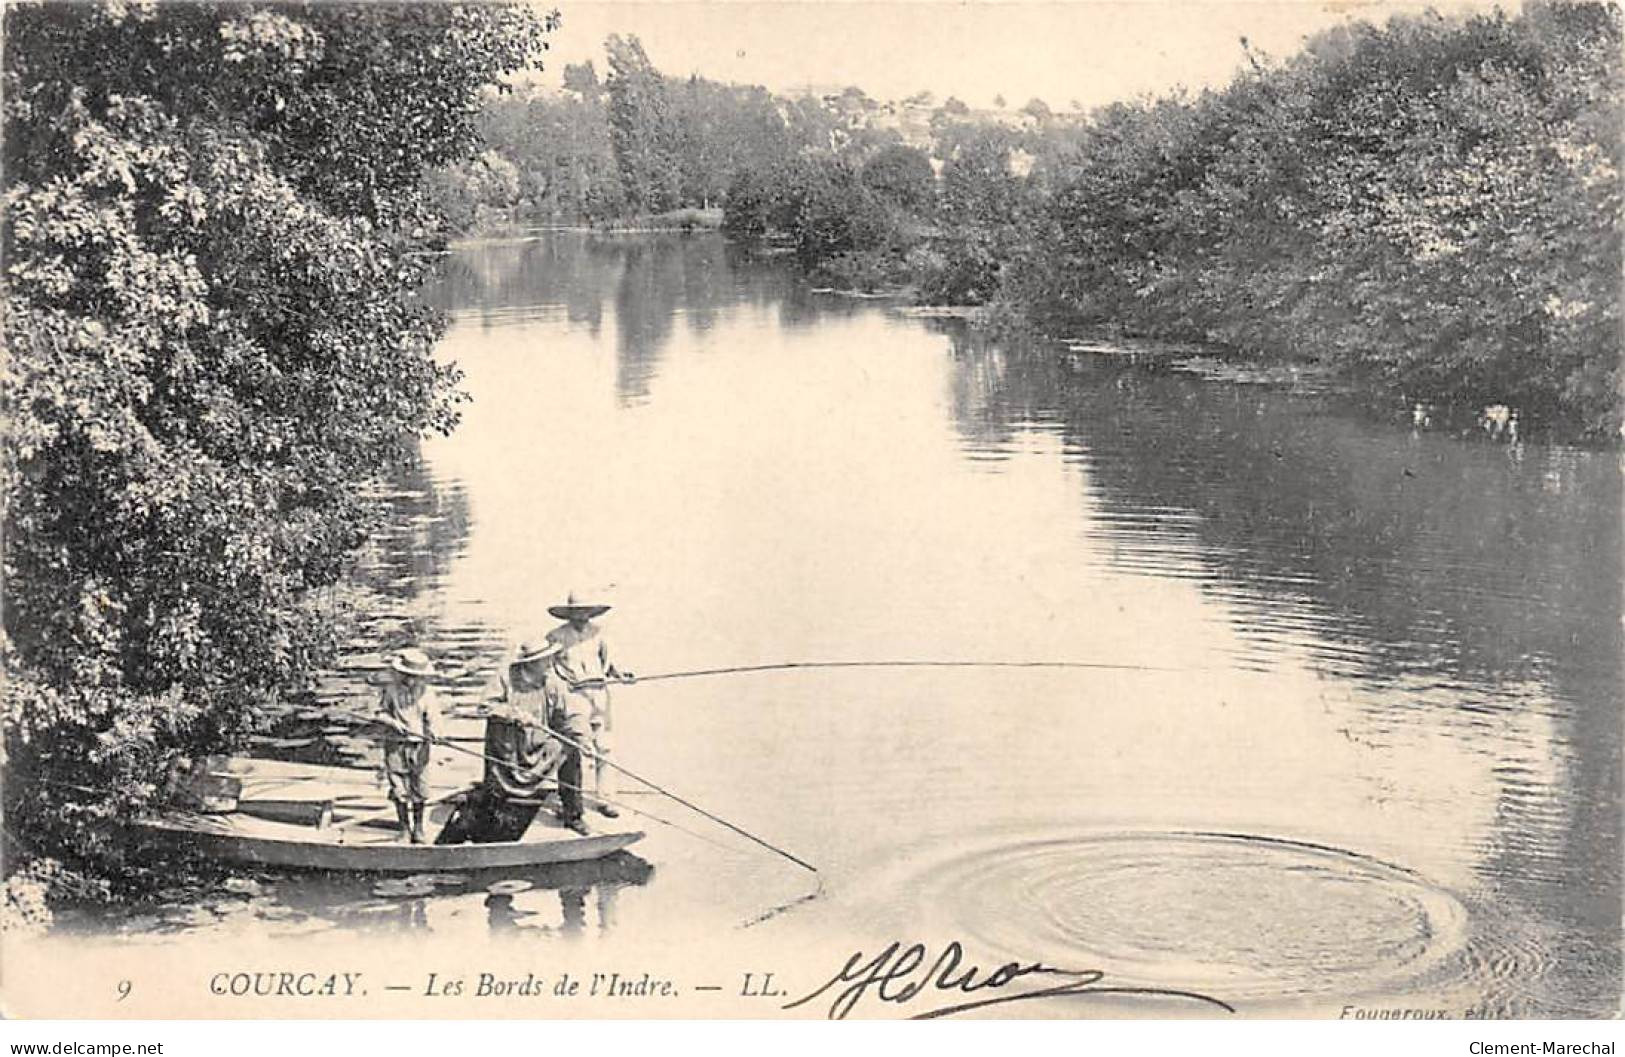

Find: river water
<box><xmin>76</xmin><ymin>233</ymin><xmax>1621</xmax><ymax>1018</ymax></box>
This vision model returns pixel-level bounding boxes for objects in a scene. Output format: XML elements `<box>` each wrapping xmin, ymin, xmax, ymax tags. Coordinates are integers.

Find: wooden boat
<box><xmin>136</xmin><ymin>759</ymin><xmax>644</xmax><ymax>873</ymax></box>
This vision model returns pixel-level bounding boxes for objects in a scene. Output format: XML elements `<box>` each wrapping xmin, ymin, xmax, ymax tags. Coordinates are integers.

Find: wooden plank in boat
<box><xmin>237</xmin><ymin>799</ymin><xmax>334</xmax><ymax>827</ymax></box>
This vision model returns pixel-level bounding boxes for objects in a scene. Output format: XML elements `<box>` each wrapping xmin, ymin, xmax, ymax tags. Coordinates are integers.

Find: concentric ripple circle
<box><xmin>889</xmin><ymin>830</ymin><xmax>1470</xmax><ymax>1003</ymax></box>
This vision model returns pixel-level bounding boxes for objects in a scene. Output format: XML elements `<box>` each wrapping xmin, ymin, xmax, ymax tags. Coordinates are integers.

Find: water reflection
<box><xmin>938</xmin><ymin>326</ymin><xmax>1621</xmax><ymax>1014</ymax></box>
<box><xmin>428</xmin><ymin>234</ymin><xmax>815</xmax><ymax>407</ymax></box>
<box><xmin>944</xmin><ymin>330</ymin><xmax>1621</xmax><ymax>693</ymax></box>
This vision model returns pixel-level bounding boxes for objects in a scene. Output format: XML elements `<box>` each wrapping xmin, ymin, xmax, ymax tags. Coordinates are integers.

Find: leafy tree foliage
<box><xmin>604</xmin><ymin>33</ymin><xmax>681</xmax><ymax>214</ymax></box>
<box><xmin>1</xmin><ymin>1</ymin><xmax>551</xmax><ymax>890</ymax></box>
<box><xmin>861</xmin><ymin>144</ymin><xmax>937</xmax><ymax>214</ymax></box>
<box><xmin>1020</xmin><ymin>3</ymin><xmax>1621</xmax><ymax>437</ymax></box>
<box><xmin>469</xmin><ymin>36</ymin><xmax>807</xmax><ymax>225</ymax></box>
<box><xmin>462</xmin><ymin>82</ymin><xmax>624</xmax><ymax>224</ymax></box>
<box><xmin>1020</xmin><ymin>97</ymin><xmax>1053</xmax><ymax>123</ymax></box>
<box><xmin>561</xmin><ymin>60</ymin><xmax>602</xmax><ymax>100</ymax></box>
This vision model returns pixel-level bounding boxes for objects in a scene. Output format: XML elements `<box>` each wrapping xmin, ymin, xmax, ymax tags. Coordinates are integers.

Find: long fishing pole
<box><xmin>335</xmin><ymin>710</ymin><xmax>735</xmax><ymax>852</ymax></box>
<box><xmin>540</xmin><ymin>723</ymin><xmax>818</xmax><ymax>875</ymax></box>
<box><xmin>342</xmin><ymin>701</ymin><xmax>818</xmax><ymax>872</ymax></box>
<box><xmin>624</xmin><ymin>658</ymin><xmax>1192</xmax><ymax>683</ymax></box>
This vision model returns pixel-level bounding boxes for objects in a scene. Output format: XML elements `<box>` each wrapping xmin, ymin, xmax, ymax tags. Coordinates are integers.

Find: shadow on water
<box><xmin>938</xmin><ymin>325</ymin><xmax>1622</xmax><ymax>1015</ymax></box>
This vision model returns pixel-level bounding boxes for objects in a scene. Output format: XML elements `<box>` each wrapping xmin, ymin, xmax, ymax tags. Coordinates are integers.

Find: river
<box><xmin>71</xmin><ymin>233</ymin><xmax>1621</xmax><ymax>1019</ymax></box>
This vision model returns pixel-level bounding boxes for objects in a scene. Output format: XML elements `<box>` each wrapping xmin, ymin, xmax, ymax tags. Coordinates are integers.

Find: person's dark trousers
<box><xmin>556</xmin><ymin>744</ymin><xmax>584</xmax><ymax>822</ymax></box>
<box><xmin>436</xmin><ymin>790</ymin><xmax>540</xmax><ymax>844</ymax></box>
<box><xmin>486</xmin><ymin>799</ymin><xmax>540</xmax><ymax>841</ymax></box>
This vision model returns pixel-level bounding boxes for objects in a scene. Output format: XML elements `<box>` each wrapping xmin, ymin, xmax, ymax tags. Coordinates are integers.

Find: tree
<box><xmin>426</xmin><ymin>149</ymin><xmax>523</xmax><ymax>231</ymax></box>
<box><xmin>934</xmin><ymin>126</ymin><xmax>1029</xmax><ymax>303</ymax></box>
<box><xmin>562</xmin><ymin>60</ymin><xmax>602</xmax><ymax>100</ymax></box>
<box><xmin>604</xmin><ymin>33</ymin><xmax>680</xmax><ymax>213</ymax></box>
<box><xmin>791</xmin><ymin>161</ymin><xmax>894</xmax><ymax>268</ymax></box>
<box><xmin>1022</xmin><ymin>3</ymin><xmax>1621</xmax><ymax>436</ymax></box>
<box><xmin>1021</xmin><ymin>97</ymin><xmax>1053</xmax><ymax>123</ymax></box>
<box><xmin>1</xmin><ymin>1</ymin><xmax>553</xmax><ymax>901</ymax></box>
<box><xmin>861</xmin><ymin>144</ymin><xmax>937</xmax><ymax>214</ymax></box>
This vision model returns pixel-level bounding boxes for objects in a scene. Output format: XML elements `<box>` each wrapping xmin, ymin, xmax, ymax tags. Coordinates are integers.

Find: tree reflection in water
<box><xmin>939</xmin><ymin>323</ymin><xmax>1621</xmax><ymax>1014</ymax></box>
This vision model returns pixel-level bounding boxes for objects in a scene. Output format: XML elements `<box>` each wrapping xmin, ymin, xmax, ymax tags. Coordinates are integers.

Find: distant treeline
<box><xmin>456</xmin><ymin>5</ymin><xmax>1621</xmax><ymax>437</ymax></box>
<box><xmin>429</xmin><ymin>33</ymin><xmax>926</xmax><ymax>228</ymax></box>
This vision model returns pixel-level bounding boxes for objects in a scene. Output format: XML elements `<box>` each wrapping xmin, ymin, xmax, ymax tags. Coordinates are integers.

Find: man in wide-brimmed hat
<box><xmin>376</xmin><ymin>647</ymin><xmax>443</xmax><ymax>844</ymax></box>
<box><xmin>544</xmin><ymin>591</ymin><xmax>636</xmax><ymax>819</ymax></box>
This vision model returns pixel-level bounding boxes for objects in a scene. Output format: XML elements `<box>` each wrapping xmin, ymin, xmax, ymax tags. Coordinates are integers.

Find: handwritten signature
<box><xmin>782</xmin><ymin>940</ymin><xmax>1236</xmax><ymax>1020</ymax></box>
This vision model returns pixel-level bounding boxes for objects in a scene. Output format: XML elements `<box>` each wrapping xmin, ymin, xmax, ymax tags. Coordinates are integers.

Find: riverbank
<box><xmin>451</xmin><ymin>208</ymin><xmax>726</xmax><ymax>245</ymax></box>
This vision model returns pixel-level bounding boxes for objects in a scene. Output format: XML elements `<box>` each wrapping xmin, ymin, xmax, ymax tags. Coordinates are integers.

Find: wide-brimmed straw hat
<box><xmin>548</xmin><ymin>591</ymin><xmax>610</xmax><ymax>621</ymax></box>
<box><xmin>387</xmin><ymin>648</ymin><xmax>436</xmax><ymax>678</ymax></box>
<box><xmin>511</xmin><ymin>640</ymin><xmax>563</xmax><ymax>666</ymax></box>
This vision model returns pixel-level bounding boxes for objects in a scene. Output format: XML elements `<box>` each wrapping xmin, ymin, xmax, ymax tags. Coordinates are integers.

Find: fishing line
<box><xmin>737</xmin><ymin>873</ymin><xmax>825</xmax><ymax>930</ymax></box>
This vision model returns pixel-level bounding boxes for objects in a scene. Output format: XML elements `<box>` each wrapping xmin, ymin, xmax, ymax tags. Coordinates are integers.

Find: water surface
<box><xmin>83</xmin><ymin>233</ymin><xmax>1621</xmax><ymax>1018</ymax></box>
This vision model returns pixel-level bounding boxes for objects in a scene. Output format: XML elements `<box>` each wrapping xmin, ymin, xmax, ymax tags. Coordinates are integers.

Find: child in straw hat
<box><xmin>376</xmin><ymin>647</ymin><xmax>443</xmax><ymax>843</ymax></box>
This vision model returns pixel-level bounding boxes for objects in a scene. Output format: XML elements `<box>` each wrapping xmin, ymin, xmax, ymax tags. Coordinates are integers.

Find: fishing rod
<box><xmin>341</xmin><ymin>702</ymin><xmax>819</xmax><ymax>873</ymax></box>
<box><xmin>543</xmin><ymin>726</ymin><xmax>818</xmax><ymax>875</ymax></box>
<box><xmin>624</xmin><ymin>658</ymin><xmax>1193</xmax><ymax>683</ymax></box>
<box><xmin>334</xmin><ymin>710</ymin><xmax>736</xmax><ymax>852</ymax></box>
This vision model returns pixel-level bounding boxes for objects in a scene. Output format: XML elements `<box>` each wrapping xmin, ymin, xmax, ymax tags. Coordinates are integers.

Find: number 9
<box><xmin>116</xmin><ymin>980</ymin><xmax>132</xmax><ymax>1001</ymax></box>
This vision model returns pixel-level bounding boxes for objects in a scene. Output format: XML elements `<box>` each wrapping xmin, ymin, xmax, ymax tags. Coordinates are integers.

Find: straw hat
<box><xmin>387</xmin><ymin>648</ymin><xmax>436</xmax><ymax>678</ymax></box>
<box><xmin>511</xmin><ymin>640</ymin><xmax>563</xmax><ymax>666</ymax></box>
<box><xmin>548</xmin><ymin>591</ymin><xmax>610</xmax><ymax>621</ymax></box>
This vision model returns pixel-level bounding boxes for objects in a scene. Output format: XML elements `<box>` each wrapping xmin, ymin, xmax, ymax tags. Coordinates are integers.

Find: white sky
<box><xmin>530</xmin><ymin>1</ymin><xmax>1515</xmax><ymax>109</ymax></box>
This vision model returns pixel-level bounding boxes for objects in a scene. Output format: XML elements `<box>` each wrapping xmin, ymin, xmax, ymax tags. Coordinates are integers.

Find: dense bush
<box><xmin>1018</xmin><ymin>2</ymin><xmax>1622</xmax><ymax>437</ymax></box>
<box><xmin>1</xmin><ymin>1</ymin><xmax>551</xmax><ymax>897</ymax></box>
<box><xmin>933</xmin><ymin>126</ymin><xmax>1034</xmax><ymax>304</ymax></box>
<box><xmin>861</xmin><ymin>144</ymin><xmax>937</xmax><ymax>214</ymax></box>
<box><xmin>791</xmin><ymin>161</ymin><xmax>896</xmax><ymax>268</ymax></box>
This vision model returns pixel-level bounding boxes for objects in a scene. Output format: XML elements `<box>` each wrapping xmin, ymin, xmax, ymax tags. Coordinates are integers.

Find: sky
<box><xmin>529</xmin><ymin>0</ymin><xmax>1516</xmax><ymax>109</ymax></box>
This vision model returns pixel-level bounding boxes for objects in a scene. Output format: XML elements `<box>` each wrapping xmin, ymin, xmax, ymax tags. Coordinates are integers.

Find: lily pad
<box><xmin>159</xmin><ymin>907</ymin><xmax>216</xmax><ymax>928</ymax></box>
<box><xmin>345</xmin><ymin>898</ymin><xmax>406</xmax><ymax>915</ymax></box>
<box><xmin>486</xmin><ymin>879</ymin><xmax>532</xmax><ymax>896</ymax></box>
<box><xmin>371</xmin><ymin>878</ymin><xmax>436</xmax><ymax>898</ymax></box>
<box><xmin>268</xmin><ymin>917</ymin><xmax>336</xmax><ymax>936</ymax></box>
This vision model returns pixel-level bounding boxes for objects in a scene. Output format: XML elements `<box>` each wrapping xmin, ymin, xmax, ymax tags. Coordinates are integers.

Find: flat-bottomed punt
<box><xmin>138</xmin><ymin>759</ymin><xmax>644</xmax><ymax>873</ymax></box>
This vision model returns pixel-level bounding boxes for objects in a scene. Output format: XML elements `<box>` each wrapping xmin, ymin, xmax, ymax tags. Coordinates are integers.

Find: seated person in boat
<box><xmin>439</xmin><ymin>640</ymin><xmax>583</xmax><ymax>843</ymax></box>
<box><xmin>545</xmin><ymin>591</ymin><xmax>636</xmax><ymax>820</ymax></box>
<box><xmin>376</xmin><ymin>647</ymin><xmax>443</xmax><ymax>844</ymax></box>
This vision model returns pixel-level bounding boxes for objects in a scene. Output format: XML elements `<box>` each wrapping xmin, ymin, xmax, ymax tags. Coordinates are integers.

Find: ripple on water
<box><xmin>885</xmin><ymin>830</ymin><xmax>1471</xmax><ymax>1005</ymax></box>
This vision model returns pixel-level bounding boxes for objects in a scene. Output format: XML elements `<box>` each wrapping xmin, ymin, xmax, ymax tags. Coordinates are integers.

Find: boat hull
<box><xmin>138</xmin><ymin>758</ymin><xmax>646</xmax><ymax>873</ymax></box>
<box><xmin>138</xmin><ymin>814</ymin><xmax>645</xmax><ymax>872</ymax></box>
